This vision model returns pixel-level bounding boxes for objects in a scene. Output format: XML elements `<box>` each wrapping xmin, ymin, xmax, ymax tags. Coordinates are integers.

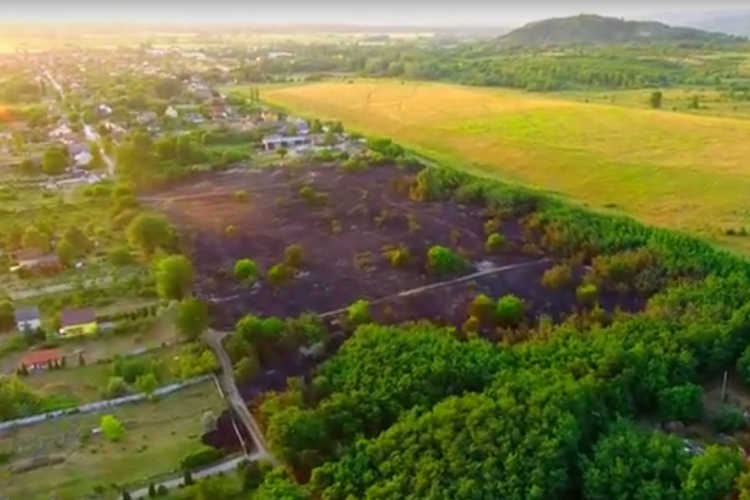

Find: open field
<box><xmin>0</xmin><ymin>381</ymin><xmax>224</xmax><ymax>500</ymax></box>
<box><xmin>144</xmin><ymin>165</ymin><xmax>648</xmax><ymax>333</ymax></box>
<box><xmin>264</xmin><ymin>80</ymin><xmax>750</xmax><ymax>255</ymax></box>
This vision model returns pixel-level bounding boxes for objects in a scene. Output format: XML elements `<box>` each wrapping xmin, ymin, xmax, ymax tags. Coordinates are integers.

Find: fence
<box><xmin>0</xmin><ymin>374</ymin><xmax>212</xmax><ymax>432</ymax></box>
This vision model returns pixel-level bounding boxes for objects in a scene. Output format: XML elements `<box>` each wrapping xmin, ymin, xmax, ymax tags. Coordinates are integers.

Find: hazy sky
<box><xmin>4</xmin><ymin>1</ymin><xmax>750</xmax><ymax>26</ymax></box>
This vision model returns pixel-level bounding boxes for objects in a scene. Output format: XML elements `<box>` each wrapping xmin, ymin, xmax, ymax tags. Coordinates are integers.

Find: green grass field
<box><xmin>0</xmin><ymin>381</ymin><xmax>223</xmax><ymax>500</ymax></box>
<box><xmin>264</xmin><ymin>79</ymin><xmax>750</xmax><ymax>255</ymax></box>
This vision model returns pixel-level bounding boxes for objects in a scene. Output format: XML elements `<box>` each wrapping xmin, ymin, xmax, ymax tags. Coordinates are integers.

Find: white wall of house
<box><xmin>17</xmin><ymin>319</ymin><xmax>41</xmax><ymax>332</ymax></box>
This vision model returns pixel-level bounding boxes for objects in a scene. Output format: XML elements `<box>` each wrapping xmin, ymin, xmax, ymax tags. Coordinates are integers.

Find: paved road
<box><xmin>204</xmin><ymin>329</ymin><xmax>279</xmax><ymax>466</ymax></box>
<box><xmin>43</xmin><ymin>69</ymin><xmax>116</xmax><ymax>177</ymax></box>
<box><xmin>128</xmin><ymin>454</ymin><xmax>262</xmax><ymax>499</ymax></box>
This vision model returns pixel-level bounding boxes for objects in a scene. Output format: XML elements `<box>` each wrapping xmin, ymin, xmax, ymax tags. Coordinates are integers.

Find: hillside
<box><xmin>497</xmin><ymin>14</ymin><xmax>743</xmax><ymax>46</ymax></box>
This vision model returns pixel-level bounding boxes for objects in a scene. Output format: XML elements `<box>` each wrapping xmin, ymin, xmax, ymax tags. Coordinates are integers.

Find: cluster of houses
<box><xmin>15</xmin><ymin>305</ymin><xmax>98</xmax><ymax>372</ymax></box>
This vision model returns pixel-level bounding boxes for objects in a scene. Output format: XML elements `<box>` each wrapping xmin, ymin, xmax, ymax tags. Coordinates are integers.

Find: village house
<box><xmin>59</xmin><ymin>308</ymin><xmax>98</xmax><ymax>338</ymax></box>
<box><xmin>49</xmin><ymin>124</ymin><xmax>72</xmax><ymax>139</ymax></box>
<box><xmin>136</xmin><ymin>111</ymin><xmax>158</xmax><ymax>125</ymax></box>
<box><xmin>9</xmin><ymin>248</ymin><xmax>62</xmax><ymax>274</ymax></box>
<box><xmin>20</xmin><ymin>348</ymin><xmax>64</xmax><ymax>372</ymax></box>
<box><xmin>14</xmin><ymin>306</ymin><xmax>41</xmax><ymax>333</ymax></box>
<box><xmin>261</xmin><ymin>134</ymin><xmax>312</xmax><ymax>151</ymax></box>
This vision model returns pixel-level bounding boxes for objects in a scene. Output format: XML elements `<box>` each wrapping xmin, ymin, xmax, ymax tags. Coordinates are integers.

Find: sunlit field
<box><xmin>265</xmin><ymin>79</ymin><xmax>750</xmax><ymax>255</ymax></box>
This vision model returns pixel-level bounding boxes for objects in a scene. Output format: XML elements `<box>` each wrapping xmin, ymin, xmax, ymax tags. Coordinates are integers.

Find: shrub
<box><xmin>462</xmin><ymin>316</ymin><xmax>480</xmax><ymax>336</ymax></box>
<box><xmin>382</xmin><ymin>244</ymin><xmax>411</xmax><ymax>267</ymax></box>
<box><xmin>485</xmin><ymin>233</ymin><xmax>505</xmax><ymax>253</ymax></box>
<box><xmin>267</xmin><ymin>263</ymin><xmax>293</xmax><ymax>287</ymax></box>
<box><xmin>657</xmin><ymin>384</ymin><xmax>704</xmax><ymax>423</ymax></box>
<box><xmin>103</xmin><ymin>376</ymin><xmax>128</xmax><ymax>399</ymax></box>
<box><xmin>576</xmin><ymin>283</ymin><xmax>598</xmax><ymax>305</ymax></box>
<box><xmin>542</xmin><ymin>263</ymin><xmax>573</xmax><ymax>289</ymax></box>
<box><xmin>234</xmin><ymin>258</ymin><xmax>259</xmax><ymax>282</ymax></box>
<box><xmin>100</xmin><ymin>415</ymin><xmax>125</xmax><ymax>442</ymax></box>
<box><xmin>427</xmin><ymin>246</ymin><xmax>465</xmax><ymax>274</ymax></box>
<box><xmin>347</xmin><ymin>299</ymin><xmax>371</xmax><ymax>326</ymax></box>
<box><xmin>469</xmin><ymin>294</ymin><xmax>495</xmax><ymax>323</ymax></box>
<box><xmin>234</xmin><ymin>356</ymin><xmax>260</xmax><ymax>382</ymax></box>
<box><xmin>112</xmin><ymin>355</ymin><xmax>157</xmax><ymax>384</ymax></box>
<box><xmin>109</xmin><ymin>246</ymin><xmax>134</xmax><ymax>267</ymax></box>
<box><xmin>496</xmin><ymin>294</ymin><xmax>525</xmax><ymax>327</ymax></box>
<box><xmin>283</xmin><ymin>245</ymin><xmax>304</xmax><ymax>269</ymax></box>
<box><xmin>234</xmin><ymin>190</ymin><xmax>249</xmax><ymax>202</ymax></box>
<box><xmin>180</xmin><ymin>445</ymin><xmax>222</xmax><ymax>471</ymax></box>
<box><xmin>156</xmin><ymin>485</ymin><xmax>168</xmax><ymax>496</ymax></box>
<box><xmin>712</xmin><ymin>406</ymin><xmax>747</xmax><ymax>434</ymax></box>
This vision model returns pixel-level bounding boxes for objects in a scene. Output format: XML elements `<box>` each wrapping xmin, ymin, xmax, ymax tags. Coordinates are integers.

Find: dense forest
<box><xmin>229</xmin><ymin>158</ymin><xmax>750</xmax><ymax>499</ymax></box>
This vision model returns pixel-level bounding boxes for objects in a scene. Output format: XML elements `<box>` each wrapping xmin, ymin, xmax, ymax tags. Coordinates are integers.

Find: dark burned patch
<box><xmin>144</xmin><ymin>164</ymin><xmax>646</xmax><ymax>330</ymax></box>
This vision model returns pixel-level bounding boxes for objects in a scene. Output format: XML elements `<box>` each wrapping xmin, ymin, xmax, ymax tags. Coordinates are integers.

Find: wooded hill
<box><xmin>498</xmin><ymin>14</ymin><xmax>745</xmax><ymax>47</ymax></box>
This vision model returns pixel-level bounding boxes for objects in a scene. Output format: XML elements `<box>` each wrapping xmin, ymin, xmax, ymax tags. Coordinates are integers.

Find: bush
<box><xmin>156</xmin><ymin>484</ymin><xmax>168</xmax><ymax>496</ymax></box>
<box><xmin>485</xmin><ymin>233</ymin><xmax>505</xmax><ymax>253</ymax></box>
<box><xmin>542</xmin><ymin>263</ymin><xmax>573</xmax><ymax>289</ymax></box>
<box><xmin>103</xmin><ymin>376</ymin><xmax>128</xmax><ymax>399</ymax></box>
<box><xmin>657</xmin><ymin>384</ymin><xmax>704</xmax><ymax>423</ymax></box>
<box><xmin>469</xmin><ymin>294</ymin><xmax>495</xmax><ymax>323</ymax></box>
<box><xmin>712</xmin><ymin>406</ymin><xmax>747</xmax><ymax>433</ymax></box>
<box><xmin>267</xmin><ymin>263</ymin><xmax>293</xmax><ymax>287</ymax></box>
<box><xmin>427</xmin><ymin>246</ymin><xmax>465</xmax><ymax>274</ymax></box>
<box><xmin>576</xmin><ymin>283</ymin><xmax>599</xmax><ymax>305</ymax></box>
<box><xmin>234</xmin><ymin>190</ymin><xmax>249</xmax><ymax>202</ymax></box>
<box><xmin>100</xmin><ymin>415</ymin><xmax>125</xmax><ymax>442</ymax></box>
<box><xmin>112</xmin><ymin>355</ymin><xmax>157</xmax><ymax>384</ymax></box>
<box><xmin>234</xmin><ymin>258</ymin><xmax>259</xmax><ymax>282</ymax></box>
<box><xmin>283</xmin><ymin>245</ymin><xmax>304</xmax><ymax>269</ymax></box>
<box><xmin>382</xmin><ymin>244</ymin><xmax>411</xmax><ymax>267</ymax></box>
<box><xmin>347</xmin><ymin>299</ymin><xmax>371</xmax><ymax>326</ymax></box>
<box><xmin>180</xmin><ymin>445</ymin><xmax>222</xmax><ymax>471</ymax></box>
<box><xmin>496</xmin><ymin>294</ymin><xmax>524</xmax><ymax>327</ymax></box>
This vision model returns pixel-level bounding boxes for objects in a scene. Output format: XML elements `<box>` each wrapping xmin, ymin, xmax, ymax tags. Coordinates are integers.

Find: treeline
<box><xmin>241</xmin><ymin>163</ymin><xmax>750</xmax><ymax>499</ymax></box>
<box><xmin>222</xmin><ymin>40</ymin><xmax>745</xmax><ymax>91</ymax></box>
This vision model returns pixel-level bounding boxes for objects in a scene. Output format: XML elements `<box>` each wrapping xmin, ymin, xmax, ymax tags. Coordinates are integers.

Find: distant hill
<box><xmin>497</xmin><ymin>14</ymin><xmax>744</xmax><ymax>47</ymax></box>
<box><xmin>652</xmin><ymin>10</ymin><xmax>750</xmax><ymax>37</ymax></box>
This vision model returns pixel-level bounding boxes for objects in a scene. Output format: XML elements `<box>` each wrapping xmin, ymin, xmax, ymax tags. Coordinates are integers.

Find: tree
<box><xmin>183</xmin><ymin>470</ymin><xmax>194</xmax><ymax>486</ymax></box>
<box><xmin>239</xmin><ymin>459</ymin><xmax>272</xmax><ymax>492</ymax></box>
<box><xmin>100</xmin><ymin>415</ymin><xmax>125</xmax><ymax>442</ymax></box>
<box><xmin>468</xmin><ymin>294</ymin><xmax>495</xmax><ymax>324</ymax></box>
<box><xmin>148</xmin><ymin>483</ymin><xmax>157</xmax><ymax>498</ymax></box>
<box><xmin>154</xmin><ymin>255</ymin><xmax>195</xmax><ymax>301</ymax></box>
<box><xmin>495</xmin><ymin>294</ymin><xmax>524</xmax><ymax>327</ymax></box>
<box><xmin>426</xmin><ymin>245</ymin><xmax>464</xmax><ymax>274</ymax></box>
<box><xmin>126</xmin><ymin>213</ymin><xmax>174</xmax><ymax>257</ymax></box>
<box><xmin>122</xmin><ymin>491</ymin><xmax>132</xmax><ymax>500</ymax></box>
<box><xmin>135</xmin><ymin>372</ymin><xmax>158</xmax><ymax>398</ymax></box>
<box><xmin>21</xmin><ymin>225</ymin><xmax>49</xmax><ymax>251</ymax></box>
<box><xmin>657</xmin><ymin>384</ymin><xmax>703</xmax><ymax>423</ymax></box>
<box><xmin>347</xmin><ymin>299</ymin><xmax>371</xmax><ymax>326</ymax></box>
<box><xmin>55</xmin><ymin>239</ymin><xmax>77</xmax><ymax>267</ymax></box>
<box><xmin>277</xmin><ymin>147</ymin><xmax>288</xmax><ymax>159</ymax></box>
<box><xmin>0</xmin><ymin>300</ymin><xmax>15</xmax><ymax>332</ymax></box>
<box><xmin>310</xmin><ymin>119</ymin><xmax>323</xmax><ymax>134</ymax></box>
<box><xmin>234</xmin><ymin>355</ymin><xmax>260</xmax><ymax>382</ymax></box>
<box><xmin>485</xmin><ymin>233</ymin><xmax>505</xmax><ymax>252</ymax></box>
<box><xmin>582</xmin><ymin>420</ymin><xmax>689</xmax><ymax>500</ymax></box>
<box><xmin>542</xmin><ymin>263</ymin><xmax>573</xmax><ymax>288</ymax></box>
<box><xmin>42</xmin><ymin>146</ymin><xmax>68</xmax><ymax>175</ymax></box>
<box><xmin>174</xmin><ymin>298</ymin><xmax>209</xmax><ymax>340</ymax></box>
<box><xmin>283</xmin><ymin>245</ymin><xmax>304</xmax><ymax>269</ymax></box>
<box><xmin>650</xmin><ymin>90</ymin><xmax>663</xmax><ymax>109</ymax></box>
<box><xmin>103</xmin><ymin>376</ymin><xmax>128</xmax><ymax>398</ymax></box>
<box><xmin>62</xmin><ymin>226</ymin><xmax>93</xmax><ymax>255</ymax></box>
<box><xmin>683</xmin><ymin>445</ymin><xmax>744</xmax><ymax>500</ymax></box>
<box><xmin>87</xmin><ymin>142</ymin><xmax>106</xmax><ymax>170</ymax></box>
<box><xmin>233</xmin><ymin>258</ymin><xmax>259</xmax><ymax>282</ymax></box>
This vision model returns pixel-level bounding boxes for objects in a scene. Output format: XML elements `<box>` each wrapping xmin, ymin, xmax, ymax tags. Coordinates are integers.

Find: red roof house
<box><xmin>21</xmin><ymin>348</ymin><xmax>64</xmax><ymax>371</ymax></box>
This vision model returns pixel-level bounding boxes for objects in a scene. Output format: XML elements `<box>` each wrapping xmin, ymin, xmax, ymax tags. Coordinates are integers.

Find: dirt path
<box><xmin>204</xmin><ymin>329</ymin><xmax>279</xmax><ymax>466</ymax></box>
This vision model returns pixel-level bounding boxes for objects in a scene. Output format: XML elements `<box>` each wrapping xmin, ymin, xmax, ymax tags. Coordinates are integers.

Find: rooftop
<box><xmin>60</xmin><ymin>308</ymin><xmax>96</xmax><ymax>327</ymax></box>
<box><xmin>21</xmin><ymin>348</ymin><xmax>63</xmax><ymax>367</ymax></box>
<box><xmin>14</xmin><ymin>306</ymin><xmax>40</xmax><ymax>323</ymax></box>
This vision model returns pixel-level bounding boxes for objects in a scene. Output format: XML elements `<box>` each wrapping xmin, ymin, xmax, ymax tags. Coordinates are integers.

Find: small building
<box><xmin>74</xmin><ymin>151</ymin><xmax>92</xmax><ymax>167</ymax></box>
<box><xmin>97</xmin><ymin>104</ymin><xmax>112</xmax><ymax>117</ymax></box>
<box><xmin>261</xmin><ymin>134</ymin><xmax>311</xmax><ymax>151</ymax></box>
<box><xmin>21</xmin><ymin>348</ymin><xmax>64</xmax><ymax>372</ymax></box>
<box><xmin>136</xmin><ymin>111</ymin><xmax>158</xmax><ymax>125</ymax></box>
<box><xmin>59</xmin><ymin>308</ymin><xmax>97</xmax><ymax>338</ymax></box>
<box><xmin>15</xmin><ymin>306</ymin><xmax>41</xmax><ymax>333</ymax></box>
<box><xmin>11</xmin><ymin>254</ymin><xmax>62</xmax><ymax>273</ymax></box>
